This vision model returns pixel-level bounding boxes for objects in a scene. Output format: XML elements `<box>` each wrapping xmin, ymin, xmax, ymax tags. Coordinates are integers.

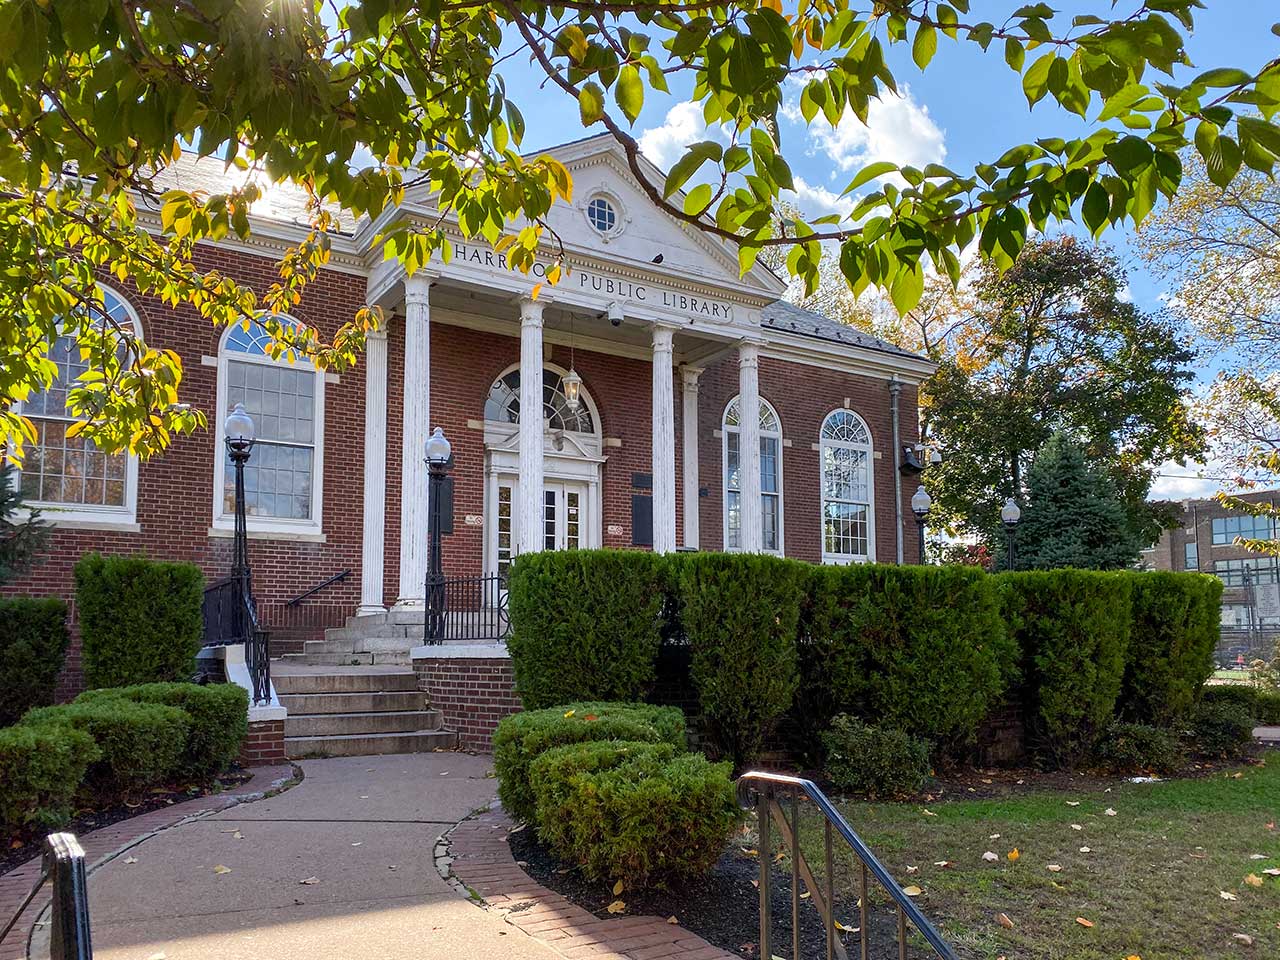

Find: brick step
<box><xmin>277</xmin><ymin>690</ymin><xmax>427</xmax><ymax>715</ymax></box>
<box><xmin>273</xmin><ymin>669</ymin><xmax>419</xmax><ymax>695</ymax></box>
<box><xmin>285</xmin><ymin>729</ymin><xmax>456</xmax><ymax>758</ymax></box>
<box><xmin>284</xmin><ymin>709</ymin><xmax>443</xmax><ymax>737</ymax></box>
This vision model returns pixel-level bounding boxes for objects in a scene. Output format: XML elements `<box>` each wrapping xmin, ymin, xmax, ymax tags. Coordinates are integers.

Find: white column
<box><xmin>396</xmin><ymin>274</ymin><xmax>433</xmax><ymax>607</ymax></box>
<box><xmin>517</xmin><ymin>297</ymin><xmax>545</xmax><ymax>556</ymax></box>
<box><xmin>681</xmin><ymin>366</ymin><xmax>702</xmax><ymax>550</ymax></box>
<box><xmin>357</xmin><ymin>328</ymin><xmax>389</xmax><ymax>615</ymax></box>
<box><xmin>651</xmin><ymin>325</ymin><xmax>677</xmax><ymax>554</ymax></box>
<box><xmin>738</xmin><ymin>342</ymin><xmax>763</xmax><ymax>552</ymax></box>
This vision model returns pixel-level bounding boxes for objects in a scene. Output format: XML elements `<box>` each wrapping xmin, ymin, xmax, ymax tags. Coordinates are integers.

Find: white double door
<box><xmin>491</xmin><ymin>477</ymin><xmax>591</xmax><ymax>577</ymax></box>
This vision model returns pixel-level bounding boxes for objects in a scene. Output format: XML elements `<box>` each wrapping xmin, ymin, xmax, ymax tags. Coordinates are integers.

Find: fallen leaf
<box><xmin>1220</xmin><ymin>891</ymin><xmax>1239</xmax><ymax>901</ymax></box>
<box><xmin>613</xmin><ymin>880</ymin><xmax>624</xmax><ymax>896</ymax></box>
<box><xmin>1075</xmin><ymin>917</ymin><xmax>1094</xmax><ymax>928</ymax></box>
<box><xmin>1007</xmin><ymin>848</ymin><xmax>1020</xmax><ymax>862</ymax></box>
<box><xmin>147</xmin><ymin>953</ymin><xmax>166</xmax><ymax>960</ymax></box>
<box><xmin>982</xmin><ymin>851</ymin><xmax>999</xmax><ymax>862</ymax></box>
<box><xmin>1071</xmin><ymin>824</ymin><xmax>1083</xmax><ymax>831</ymax></box>
<box><xmin>298</xmin><ymin>877</ymin><xmax>320</xmax><ymax>885</ymax></box>
<box><xmin>741</xmin><ymin>847</ymin><xmax>758</xmax><ymax>856</ymax></box>
<box><xmin>996</xmin><ymin>913</ymin><xmax>1014</xmax><ymax>930</ymax></box>
<box><xmin>921</xmin><ymin>809</ymin><xmax>937</xmax><ymax>817</ymax></box>
<box><xmin>667</xmin><ymin>917</ymin><xmax>678</xmax><ymax>925</ymax></box>
<box><xmin>582</xmin><ymin>714</ymin><xmax>598</xmax><ymax>722</ymax></box>
<box><xmin>834</xmin><ymin>921</ymin><xmax>860</xmax><ymax>933</ymax></box>
<box><xmin>606</xmin><ymin>900</ymin><xmax>626</xmax><ymax>914</ymax></box>
<box><xmin>563</xmin><ymin>710</ymin><xmax>575</xmax><ymax>718</ymax></box>
<box><xmin>773</xmin><ymin>852</ymin><xmax>786</xmax><ymax>864</ymax></box>
<box><xmin>351</xmin><ymin>842</ymin><xmax>362</xmax><ymax>847</ymax></box>
<box><xmin>1066</xmin><ymin>801</ymin><xmax>1080</xmax><ymax>807</ymax></box>
<box><xmin>359</xmin><ymin>796</ymin><xmax>369</xmax><ymax>800</ymax></box>
<box><xmin>232</xmin><ymin>831</ymin><xmax>243</xmax><ymax>840</ymax></box>
<box><xmin>903</xmin><ymin>885</ymin><xmax>922</xmax><ymax>897</ymax></box>
<box><xmin>1250</xmin><ymin>854</ymin><xmax>1267</xmax><ymax>860</ymax></box>
<box><xmin>1233</xmin><ymin>933</ymin><xmax>1254</xmax><ymax>946</ymax></box>
<box><xmin>124</xmin><ymin>856</ymin><xmax>138</xmax><ymax>864</ymax></box>
<box><xmin>1263</xmin><ymin>868</ymin><xmax>1280</xmax><ymax>876</ymax></box>
<box><xmin>989</xmin><ymin>834</ymin><xmax>1001</xmax><ymax>840</ymax></box>
<box><xmin>1244</xmin><ymin>874</ymin><xmax>1264</xmax><ymax>887</ymax></box>
<box><xmin>906</xmin><ymin>865</ymin><xmax>919</xmax><ymax>874</ymax></box>
<box><xmin>213</xmin><ymin>865</ymin><xmax>232</xmax><ymax>875</ymax></box>
<box><xmin>1046</xmin><ymin>864</ymin><xmax>1062</xmax><ymax>873</ymax></box>
<box><xmin>1105</xmin><ymin>808</ymin><xmax>1117</xmax><ymax>817</ymax></box>
<box><xmin>751</xmin><ymin>879</ymin><xmax>760</xmax><ymax>889</ymax></box>
<box><xmin>1125</xmin><ymin>955</ymin><xmax>1141</xmax><ymax>960</ymax></box>
<box><xmin>800</xmin><ymin>891</ymin><xmax>811</xmax><ymax>900</ymax></box>
<box><xmin>934</xmin><ymin>861</ymin><xmax>953</xmax><ymax>869</ymax></box>
<box><xmin>1079</xmin><ymin>847</ymin><xmax>1091</xmax><ymax>853</ymax></box>
<box><xmin>981</xmin><ymin>778</ymin><xmax>992</xmax><ymax>784</ymax></box>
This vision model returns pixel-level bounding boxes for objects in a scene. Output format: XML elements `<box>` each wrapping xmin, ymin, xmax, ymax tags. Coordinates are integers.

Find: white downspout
<box><xmin>889</xmin><ymin>377</ymin><xmax>904</xmax><ymax>564</ymax></box>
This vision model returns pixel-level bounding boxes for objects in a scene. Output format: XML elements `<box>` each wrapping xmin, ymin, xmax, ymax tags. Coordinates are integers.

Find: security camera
<box><xmin>607</xmin><ymin>301</ymin><xmax>624</xmax><ymax>327</ymax></box>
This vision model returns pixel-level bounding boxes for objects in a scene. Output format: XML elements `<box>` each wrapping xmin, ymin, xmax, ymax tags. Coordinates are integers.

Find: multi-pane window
<box><xmin>1214</xmin><ymin>557</ymin><xmax>1280</xmax><ymax>586</ymax></box>
<box><xmin>219</xmin><ymin>319</ymin><xmax>320</xmax><ymax>522</ymax></box>
<box><xmin>586</xmin><ymin>197</ymin><xmax>618</xmax><ymax>235</ymax></box>
<box><xmin>1212</xmin><ymin>513</ymin><xmax>1276</xmax><ymax>545</ymax></box>
<box><xmin>18</xmin><ymin>288</ymin><xmax>136</xmax><ymax>516</ymax></box>
<box><xmin>496</xmin><ymin>484</ymin><xmax>513</xmax><ymax>577</ymax></box>
<box><xmin>723</xmin><ymin>396</ymin><xmax>783</xmax><ymax>553</ymax></box>
<box><xmin>1184</xmin><ymin>539</ymin><xmax>1199</xmax><ymax>571</ymax></box>
<box><xmin>819</xmin><ymin>409</ymin><xmax>874</xmax><ymax>563</ymax></box>
<box><xmin>485</xmin><ymin>368</ymin><xmax>595</xmax><ymax>434</ymax></box>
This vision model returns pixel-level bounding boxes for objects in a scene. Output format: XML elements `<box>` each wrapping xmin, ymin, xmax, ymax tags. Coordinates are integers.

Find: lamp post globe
<box><xmin>910</xmin><ymin>485</ymin><xmax>931</xmax><ymax>565</ymax></box>
<box><xmin>425</xmin><ymin>426</ymin><xmax>452</xmax><ymax>465</ymax></box>
<box><xmin>224</xmin><ymin>402</ymin><xmax>255</xmax><ymax>455</ymax></box>
<box><xmin>1001</xmin><ymin>497</ymin><xmax>1022</xmax><ymax>570</ymax></box>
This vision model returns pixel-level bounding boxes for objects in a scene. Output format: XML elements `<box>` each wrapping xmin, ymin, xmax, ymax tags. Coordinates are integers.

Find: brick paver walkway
<box><xmin>0</xmin><ymin>764</ymin><xmax>293</xmax><ymax>960</ymax></box>
<box><xmin>448</xmin><ymin>811</ymin><xmax>735</xmax><ymax>960</ymax></box>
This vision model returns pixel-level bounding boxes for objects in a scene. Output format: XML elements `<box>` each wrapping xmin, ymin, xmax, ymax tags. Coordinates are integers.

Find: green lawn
<box><xmin>787</xmin><ymin>754</ymin><xmax>1280</xmax><ymax>959</ymax></box>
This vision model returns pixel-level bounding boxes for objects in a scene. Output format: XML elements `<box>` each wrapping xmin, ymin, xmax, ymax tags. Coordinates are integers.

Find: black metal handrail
<box><xmin>286</xmin><ymin>569</ymin><xmax>351</xmax><ymax>607</ymax></box>
<box><xmin>424</xmin><ymin>573</ymin><xmax>510</xmax><ymax>644</ymax></box>
<box><xmin>736</xmin><ymin>771</ymin><xmax>958</xmax><ymax>960</ymax></box>
<box><xmin>0</xmin><ymin>833</ymin><xmax>92</xmax><ymax>959</ymax></box>
<box><xmin>201</xmin><ymin>577</ymin><xmax>271</xmax><ymax>705</ymax></box>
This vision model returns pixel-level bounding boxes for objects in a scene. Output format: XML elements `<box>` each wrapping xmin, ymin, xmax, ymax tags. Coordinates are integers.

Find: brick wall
<box><xmin>412</xmin><ymin>653</ymin><xmax>521</xmax><ymax>752</ymax></box>
<box><xmin>239</xmin><ymin>718</ymin><xmax>286</xmax><ymax>766</ymax></box>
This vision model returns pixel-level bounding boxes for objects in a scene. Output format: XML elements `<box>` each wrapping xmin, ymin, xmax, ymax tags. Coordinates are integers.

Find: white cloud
<box><xmin>785</xmin><ymin>176</ymin><xmax>856</xmax><ymax>219</ymax></box>
<box><xmin>638</xmin><ymin>102</ymin><xmax>723</xmax><ymax>169</ymax></box>
<box><xmin>1146</xmin><ymin>460</ymin><xmax>1226</xmax><ymax>501</ymax></box>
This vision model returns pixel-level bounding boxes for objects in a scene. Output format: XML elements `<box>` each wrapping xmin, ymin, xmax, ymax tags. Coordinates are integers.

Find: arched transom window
<box><xmin>484</xmin><ymin>368</ymin><xmax>596</xmax><ymax>434</ymax></box>
<box><xmin>820</xmin><ymin>409</ymin><xmax>874</xmax><ymax>563</ymax></box>
<box><xmin>214</xmin><ymin>317</ymin><xmax>325</xmax><ymax>531</ymax></box>
<box><xmin>723</xmin><ymin>395</ymin><xmax>783</xmax><ymax>554</ymax></box>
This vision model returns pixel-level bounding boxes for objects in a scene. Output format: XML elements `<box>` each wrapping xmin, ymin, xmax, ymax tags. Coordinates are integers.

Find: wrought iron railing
<box><xmin>0</xmin><ymin>833</ymin><xmax>92</xmax><ymax>959</ymax></box>
<box><xmin>736</xmin><ymin>772</ymin><xmax>958</xmax><ymax>960</ymax></box>
<box><xmin>423</xmin><ymin>573</ymin><xmax>510</xmax><ymax>644</ymax></box>
<box><xmin>201</xmin><ymin>577</ymin><xmax>271</xmax><ymax>705</ymax></box>
<box><xmin>286</xmin><ymin>569</ymin><xmax>351</xmax><ymax>607</ymax></box>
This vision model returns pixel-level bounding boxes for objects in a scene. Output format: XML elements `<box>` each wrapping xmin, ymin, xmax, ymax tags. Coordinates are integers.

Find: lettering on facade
<box><xmin>452</xmin><ymin>242</ymin><xmax>733</xmax><ymax>322</ymax></box>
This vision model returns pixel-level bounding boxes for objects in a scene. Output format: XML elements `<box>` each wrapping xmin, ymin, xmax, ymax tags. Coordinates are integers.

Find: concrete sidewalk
<box><xmin>33</xmin><ymin>753</ymin><xmax>561</xmax><ymax>960</ymax></box>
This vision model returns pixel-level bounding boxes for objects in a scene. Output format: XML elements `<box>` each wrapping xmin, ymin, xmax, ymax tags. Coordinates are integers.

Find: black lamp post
<box><xmin>225</xmin><ymin>402</ymin><xmax>256</xmax><ymax>606</ymax></box>
<box><xmin>424</xmin><ymin>426</ymin><xmax>452</xmax><ymax>645</ymax></box>
<box><xmin>1001</xmin><ymin>497</ymin><xmax>1022</xmax><ymax>571</ymax></box>
<box><xmin>910</xmin><ymin>485</ymin><xmax>931</xmax><ymax>565</ymax></box>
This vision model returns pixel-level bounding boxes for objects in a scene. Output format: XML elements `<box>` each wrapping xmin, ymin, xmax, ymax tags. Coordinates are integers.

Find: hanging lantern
<box><xmin>563</xmin><ymin>367</ymin><xmax>583</xmax><ymax>412</ymax></box>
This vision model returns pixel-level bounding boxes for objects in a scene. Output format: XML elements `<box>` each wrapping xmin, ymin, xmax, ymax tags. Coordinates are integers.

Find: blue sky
<box><xmin>487</xmin><ymin>3</ymin><xmax>1278</xmax><ymax>499</ymax></box>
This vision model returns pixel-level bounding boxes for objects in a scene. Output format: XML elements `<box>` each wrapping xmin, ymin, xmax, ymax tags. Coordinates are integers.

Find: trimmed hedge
<box><xmin>821</xmin><ymin>715</ymin><xmax>931</xmax><ymax>798</ymax></box>
<box><xmin>493</xmin><ymin>701</ymin><xmax>686</xmax><ymax>824</ymax></box>
<box><xmin>507</xmin><ymin>550</ymin><xmax>667</xmax><ymax>709</ymax></box>
<box><xmin>1258</xmin><ymin>690</ymin><xmax>1280</xmax><ymax>725</ymax></box>
<box><xmin>1120</xmin><ymin>571</ymin><xmax>1221</xmax><ymax>727</ymax></box>
<box><xmin>76</xmin><ymin>682</ymin><xmax>248</xmax><ymax>780</ymax></box>
<box><xmin>22</xmin><ymin>698</ymin><xmax>190</xmax><ymax>800</ymax></box>
<box><xmin>1188</xmin><ymin>701</ymin><xmax>1255</xmax><ymax>759</ymax></box>
<box><xmin>998</xmin><ymin>570</ymin><xmax>1132</xmax><ymax>768</ymax></box>
<box><xmin>1201</xmin><ymin>685</ymin><xmax>1280</xmax><ymax>725</ymax></box>
<box><xmin>75</xmin><ymin>553</ymin><xmax>204</xmax><ymax>688</ymax></box>
<box><xmin>0</xmin><ymin>597</ymin><xmax>69</xmax><ymax>725</ymax></box>
<box><xmin>0</xmin><ymin>724</ymin><xmax>99</xmax><ymax>834</ymax></box>
<box><xmin>1094</xmin><ymin>722</ymin><xmax>1185</xmax><ymax>774</ymax></box>
<box><xmin>529</xmin><ymin>739</ymin><xmax>738</xmax><ymax>886</ymax></box>
<box><xmin>801</xmin><ymin>564</ymin><xmax>1012</xmax><ymax>749</ymax></box>
<box><xmin>676</xmin><ymin>553</ymin><xmax>806</xmax><ymax>766</ymax></box>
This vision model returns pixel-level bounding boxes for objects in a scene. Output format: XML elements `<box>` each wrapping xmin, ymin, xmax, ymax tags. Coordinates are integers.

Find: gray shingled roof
<box><xmin>761</xmin><ymin>299</ymin><xmax>920</xmax><ymax>358</ymax></box>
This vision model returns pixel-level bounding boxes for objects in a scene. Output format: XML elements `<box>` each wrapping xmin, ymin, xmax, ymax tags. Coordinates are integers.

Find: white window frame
<box><xmin>11</xmin><ymin>284</ymin><xmax>141</xmax><ymax>531</ymax></box>
<box><xmin>579</xmin><ymin>190</ymin><xmax>629</xmax><ymax>242</ymax></box>
<box><xmin>722</xmin><ymin>395</ymin><xmax>785</xmax><ymax>556</ymax></box>
<box><xmin>210</xmin><ymin>318</ymin><xmax>325</xmax><ymax>540</ymax></box>
<box><xmin>819</xmin><ymin>408</ymin><xmax>876</xmax><ymax>565</ymax></box>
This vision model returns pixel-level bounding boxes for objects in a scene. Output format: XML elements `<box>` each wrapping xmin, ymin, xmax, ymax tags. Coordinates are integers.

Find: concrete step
<box><xmin>303</xmin><ymin>639</ymin><xmax>362</xmax><ymax>655</ymax></box>
<box><xmin>285</xmin><ymin>729</ymin><xmax>456</xmax><ymax>758</ymax></box>
<box><xmin>278</xmin><ymin>690</ymin><xmax>427</xmax><ymax>715</ymax></box>
<box><xmin>273</xmin><ymin>669</ymin><xmax>419</xmax><ymax>695</ymax></box>
<box><xmin>284</xmin><ymin>709</ymin><xmax>443</xmax><ymax>737</ymax></box>
<box><xmin>281</xmin><ymin>652</ymin><xmax>375</xmax><ymax>666</ymax></box>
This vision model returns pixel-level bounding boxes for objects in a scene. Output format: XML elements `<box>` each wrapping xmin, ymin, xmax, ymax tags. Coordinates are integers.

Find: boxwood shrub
<box><xmin>1093</xmin><ymin>721</ymin><xmax>1185</xmax><ymax>774</ymax></box>
<box><xmin>1257</xmin><ymin>690</ymin><xmax>1280</xmax><ymax>725</ymax></box>
<box><xmin>0</xmin><ymin>597</ymin><xmax>69</xmax><ymax>725</ymax></box>
<box><xmin>75</xmin><ymin>553</ymin><xmax>204</xmax><ymax>688</ymax></box>
<box><xmin>493</xmin><ymin>701</ymin><xmax>686</xmax><ymax>824</ymax></box>
<box><xmin>76</xmin><ymin>682</ymin><xmax>248</xmax><ymax>780</ymax></box>
<box><xmin>1188</xmin><ymin>701</ymin><xmax>1255</xmax><ymax>759</ymax></box>
<box><xmin>22</xmin><ymin>698</ymin><xmax>190</xmax><ymax>800</ymax></box>
<box><xmin>998</xmin><ymin>570</ymin><xmax>1131</xmax><ymax>768</ymax></box>
<box><xmin>1120</xmin><ymin>571</ymin><xmax>1221</xmax><ymax>727</ymax></box>
<box><xmin>0</xmin><ymin>724</ymin><xmax>99</xmax><ymax>834</ymax></box>
<box><xmin>801</xmin><ymin>564</ymin><xmax>1012</xmax><ymax>752</ymax></box>
<box><xmin>676</xmin><ymin>553</ymin><xmax>806</xmax><ymax>766</ymax></box>
<box><xmin>820</xmin><ymin>715</ymin><xmax>932</xmax><ymax>798</ymax></box>
<box><xmin>507</xmin><ymin>550</ymin><xmax>668</xmax><ymax>709</ymax></box>
<box><xmin>529</xmin><ymin>738</ymin><xmax>738</xmax><ymax>886</ymax></box>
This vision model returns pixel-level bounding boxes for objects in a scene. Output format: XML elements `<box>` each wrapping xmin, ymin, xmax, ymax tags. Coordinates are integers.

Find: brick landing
<box><xmin>0</xmin><ymin>763</ymin><xmax>294</xmax><ymax>960</ymax></box>
<box><xmin>447</xmin><ymin>810</ymin><xmax>736</xmax><ymax>960</ymax></box>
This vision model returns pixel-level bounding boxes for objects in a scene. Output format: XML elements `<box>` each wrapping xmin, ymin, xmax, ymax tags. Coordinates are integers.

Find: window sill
<box><xmin>41</xmin><ymin>515</ymin><xmax>141</xmax><ymax>533</ymax></box>
<box><xmin>208</xmin><ymin>524</ymin><xmax>327</xmax><ymax>544</ymax></box>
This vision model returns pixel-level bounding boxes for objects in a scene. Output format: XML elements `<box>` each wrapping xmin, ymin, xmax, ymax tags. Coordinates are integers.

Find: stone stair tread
<box><xmin>284</xmin><ymin>728</ymin><xmax>457</xmax><ymax>757</ymax></box>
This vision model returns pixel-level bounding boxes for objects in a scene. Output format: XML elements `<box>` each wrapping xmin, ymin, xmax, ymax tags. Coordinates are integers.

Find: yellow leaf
<box><xmin>1007</xmin><ymin>849</ymin><xmax>1020</xmax><ymax>862</ymax></box>
<box><xmin>903</xmin><ymin>885</ymin><xmax>923</xmax><ymax>897</ymax></box>
<box><xmin>213</xmin><ymin>865</ymin><xmax>232</xmax><ymax>875</ymax></box>
<box><xmin>612</xmin><ymin>880</ymin><xmax>624</xmax><ymax>896</ymax></box>
<box><xmin>531</xmin><ymin>283</ymin><xmax>543</xmax><ymax>301</ymax></box>
<box><xmin>1245</xmin><ymin>874</ymin><xmax>1264</xmax><ymax>887</ymax></box>
<box><xmin>1126</xmin><ymin>955</ymin><xmax>1141</xmax><ymax>959</ymax></box>
<box><xmin>1046</xmin><ymin>864</ymin><xmax>1062</xmax><ymax>873</ymax></box>
<box><xmin>996</xmin><ymin>913</ymin><xmax>1014</xmax><ymax>930</ymax></box>
<box><xmin>607</xmin><ymin>900</ymin><xmax>626</xmax><ymax>914</ymax></box>
<box><xmin>1220</xmin><ymin>891</ymin><xmax>1239</xmax><ymax>901</ymax></box>
<box><xmin>1075</xmin><ymin>917</ymin><xmax>1094</xmax><ymax>928</ymax></box>
<box><xmin>834</xmin><ymin>921</ymin><xmax>859</xmax><ymax>933</ymax></box>
<box><xmin>667</xmin><ymin>917</ymin><xmax>678</xmax><ymax>925</ymax></box>
<box><xmin>563</xmin><ymin>709</ymin><xmax>575</xmax><ymax>718</ymax></box>
<box><xmin>740</xmin><ymin>848</ymin><xmax>758</xmax><ymax>856</ymax></box>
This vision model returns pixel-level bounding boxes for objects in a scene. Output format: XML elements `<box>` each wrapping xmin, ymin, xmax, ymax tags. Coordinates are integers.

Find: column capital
<box><xmin>403</xmin><ymin>271</ymin><xmax>437</xmax><ymax>305</ymax></box>
<box><xmin>738</xmin><ymin>340</ymin><xmax>760</xmax><ymax>369</ymax></box>
<box><xmin>680</xmin><ymin>365</ymin><xmax>703</xmax><ymax>390</ymax></box>
<box><xmin>519</xmin><ymin>296</ymin><xmax>547</xmax><ymax>326</ymax></box>
<box><xmin>366</xmin><ymin>327</ymin><xmax>388</xmax><ymax>342</ymax></box>
<box><xmin>651</xmin><ymin>323</ymin><xmax>676</xmax><ymax>352</ymax></box>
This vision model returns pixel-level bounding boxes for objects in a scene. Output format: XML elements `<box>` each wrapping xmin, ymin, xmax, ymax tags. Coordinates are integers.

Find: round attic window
<box><xmin>586</xmin><ymin>196</ymin><xmax>618</xmax><ymax>235</ymax></box>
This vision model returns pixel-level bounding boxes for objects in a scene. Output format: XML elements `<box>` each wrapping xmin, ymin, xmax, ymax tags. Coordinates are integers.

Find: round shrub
<box><xmin>1188</xmin><ymin>701</ymin><xmax>1255</xmax><ymax>760</ymax></box>
<box><xmin>677</xmin><ymin>553</ymin><xmax>806</xmax><ymax>766</ymax></box>
<box><xmin>76</xmin><ymin>682</ymin><xmax>248</xmax><ymax>780</ymax></box>
<box><xmin>1256</xmin><ymin>690</ymin><xmax>1280</xmax><ymax>725</ymax></box>
<box><xmin>493</xmin><ymin>701</ymin><xmax>686</xmax><ymax>824</ymax></box>
<box><xmin>1093</xmin><ymin>722</ymin><xmax>1185</xmax><ymax>774</ymax></box>
<box><xmin>507</xmin><ymin>550</ymin><xmax>668</xmax><ymax>709</ymax></box>
<box><xmin>0</xmin><ymin>597</ymin><xmax>70</xmax><ymax>726</ymax></box>
<box><xmin>0</xmin><ymin>724</ymin><xmax>98</xmax><ymax>834</ymax></box>
<box><xmin>1120</xmin><ymin>571</ymin><xmax>1221</xmax><ymax>727</ymax></box>
<box><xmin>801</xmin><ymin>564</ymin><xmax>1012</xmax><ymax>752</ymax></box>
<box><xmin>1200</xmin><ymin>685</ymin><xmax>1260</xmax><ymax>714</ymax></box>
<box><xmin>23</xmin><ymin>698</ymin><xmax>190</xmax><ymax>800</ymax></box>
<box><xmin>820</xmin><ymin>715</ymin><xmax>932</xmax><ymax>798</ymax></box>
<box><xmin>998</xmin><ymin>570</ymin><xmax>1132</xmax><ymax>768</ymax></box>
<box><xmin>529</xmin><ymin>739</ymin><xmax>738</xmax><ymax>887</ymax></box>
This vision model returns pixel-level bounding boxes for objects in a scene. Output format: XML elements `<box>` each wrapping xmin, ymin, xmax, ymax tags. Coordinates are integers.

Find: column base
<box><xmin>355</xmin><ymin>604</ymin><xmax>388</xmax><ymax>618</ymax></box>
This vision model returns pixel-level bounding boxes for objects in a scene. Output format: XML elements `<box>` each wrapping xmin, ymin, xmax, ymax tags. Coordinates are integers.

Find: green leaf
<box><xmin>684</xmin><ymin>183</ymin><xmax>712</xmax><ymax>216</ymax></box>
<box><xmin>578</xmin><ymin>82</ymin><xmax>605</xmax><ymax>126</ymax></box>
<box><xmin>1023</xmin><ymin>53</ymin><xmax>1055</xmax><ymax>108</ymax></box>
<box><xmin>1193</xmin><ymin>68</ymin><xmax>1253</xmax><ymax>89</ymax></box>
<box><xmin>912</xmin><ymin>23</ymin><xmax>937</xmax><ymax>71</ymax></box>
<box><xmin>615</xmin><ymin>66</ymin><xmax>644</xmax><ymax>126</ymax></box>
<box><xmin>843</xmin><ymin>162</ymin><xmax>898</xmax><ymax>194</ymax></box>
<box><xmin>663</xmin><ymin>141</ymin><xmax>723</xmax><ymax>198</ymax></box>
<box><xmin>1004</xmin><ymin>37</ymin><xmax>1025</xmax><ymax>72</ymax></box>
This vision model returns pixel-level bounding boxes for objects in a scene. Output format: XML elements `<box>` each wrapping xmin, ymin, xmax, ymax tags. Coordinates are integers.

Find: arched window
<box><xmin>484</xmin><ymin>367</ymin><xmax>597</xmax><ymax>434</ymax></box>
<box><xmin>723</xmin><ymin>395</ymin><xmax>783</xmax><ymax>554</ymax></box>
<box><xmin>16</xmin><ymin>286</ymin><xmax>140</xmax><ymax>525</ymax></box>
<box><xmin>820</xmin><ymin>409</ymin><xmax>874</xmax><ymax>563</ymax></box>
<box><xmin>213</xmin><ymin>317</ymin><xmax>324</xmax><ymax>533</ymax></box>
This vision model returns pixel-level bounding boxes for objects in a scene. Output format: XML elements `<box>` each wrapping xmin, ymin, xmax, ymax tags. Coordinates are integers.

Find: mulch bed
<box><xmin>0</xmin><ymin>767</ymin><xmax>254</xmax><ymax>878</ymax></box>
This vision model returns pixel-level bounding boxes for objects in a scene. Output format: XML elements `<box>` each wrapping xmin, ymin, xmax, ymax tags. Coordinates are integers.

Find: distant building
<box><xmin>1144</xmin><ymin>490</ymin><xmax>1279</xmax><ymax>666</ymax></box>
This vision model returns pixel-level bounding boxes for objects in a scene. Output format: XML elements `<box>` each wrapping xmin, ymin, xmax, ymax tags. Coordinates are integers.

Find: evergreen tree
<box><xmin>0</xmin><ymin>464</ymin><xmax>49</xmax><ymax>585</ymax></box>
<box><xmin>1015</xmin><ymin>434</ymin><xmax>1142</xmax><ymax>571</ymax></box>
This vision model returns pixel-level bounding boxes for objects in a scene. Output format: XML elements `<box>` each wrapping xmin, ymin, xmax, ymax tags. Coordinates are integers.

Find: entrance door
<box><xmin>490</xmin><ymin>478</ymin><xmax>589</xmax><ymax>578</ymax></box>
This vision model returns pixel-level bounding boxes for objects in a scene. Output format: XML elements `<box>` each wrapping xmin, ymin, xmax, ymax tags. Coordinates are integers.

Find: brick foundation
<box><xmin>239</xmin><ymin>718</ymin><xmax>286</xmax><ymax>766</ymax></box>
<box><xmin>412</xmin><ymin>646</ymin><xmax>521</xmax><ymax>751</ymax></box>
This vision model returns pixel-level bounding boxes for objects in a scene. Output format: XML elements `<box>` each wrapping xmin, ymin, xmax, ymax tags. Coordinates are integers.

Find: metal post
<box><xmin>916</xmin><ymin>515</ymin><xmax>927</xmax><ymax>565</ymax></box>
<box><xmin>45</xmin><ymin>833</ymin><xmax>92</xmax><ymax>960</ymax></box>
<box><xmin>228</xmin><ymin>442</ymin><xmax>252</xmax><ymax>610</ymax></box>
<box><xmin>1004</xmin><ymin>523</ymin><xmax>1017</xmax><ymax>571</ymax></box>
<box><xmin>425</xmin><ymin>458</ymin><xmax>448</xmax><ymax>644</ymax></box>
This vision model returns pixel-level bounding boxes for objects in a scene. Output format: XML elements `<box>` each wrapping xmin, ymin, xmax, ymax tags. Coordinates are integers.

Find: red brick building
<box><xmin>6</xmin><ymin>135</ymin><xmax>934</xmax><ymax>710</ymax></box>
